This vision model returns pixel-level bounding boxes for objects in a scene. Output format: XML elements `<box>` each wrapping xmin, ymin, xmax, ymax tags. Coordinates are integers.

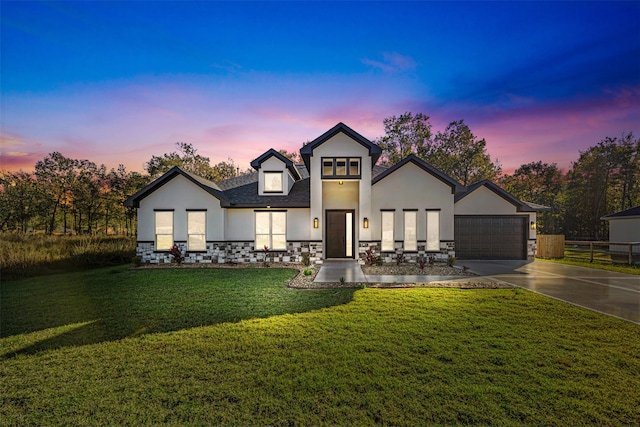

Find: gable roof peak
<box><xmin>250</xmin><ymin>148</ymin><xmax>301</xmax><ymax>180</ymax></box>
<box><xmin>372</xmin><ymin>154</ymin><xmax>466</xmax><ymax>194</ymax></box>
<box><xmin>300</xmin><ymin>122</ymin><xmax>382</xmax><ymax>170</ymax></box>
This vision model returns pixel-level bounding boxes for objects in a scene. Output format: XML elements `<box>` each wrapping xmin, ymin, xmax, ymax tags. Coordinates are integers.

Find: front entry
<box><xmin>326</xmin><ymin>210</ymin><xmax>354</xmax><ymax>258</ymax></box>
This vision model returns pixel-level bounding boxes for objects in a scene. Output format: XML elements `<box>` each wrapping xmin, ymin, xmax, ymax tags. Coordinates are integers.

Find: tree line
<box><xmin>375</xmin><ymin>113</ymin><xmax>639</xmax><ymax>240</ymax></box>
<box><xmin>2</xmin><ymin>112</ymin><xmax>638</xmax><ymax>239</ymax></box>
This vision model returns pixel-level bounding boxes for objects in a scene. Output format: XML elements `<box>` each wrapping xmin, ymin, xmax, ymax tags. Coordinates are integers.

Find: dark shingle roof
<box><xmin>220</xmin><ymin>178</ymin><xmax>310</xmax><ymax>208</ymax></box>
<box><xmin>601</xmin><ymin>206</ymin><xmax>640</xmax><ymax>220</ymax></box>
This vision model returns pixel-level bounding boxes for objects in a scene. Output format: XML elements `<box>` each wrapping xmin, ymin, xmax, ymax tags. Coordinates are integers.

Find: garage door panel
<box><xmin>455</xmin><ymin>216</ymin><xmax>526</xmax><ymax>260</ymax></box>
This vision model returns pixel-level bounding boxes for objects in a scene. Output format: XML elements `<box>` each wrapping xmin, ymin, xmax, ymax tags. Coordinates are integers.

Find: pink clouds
<box><xmin>2</xmin><ymin>69</ymin><xmax>638</xmax><ymax>177</ymax></box>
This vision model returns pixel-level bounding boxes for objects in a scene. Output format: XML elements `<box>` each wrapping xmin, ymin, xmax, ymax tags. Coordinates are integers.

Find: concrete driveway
<box><xmin>461</xmin><ymin>260</ymin><xmax>640</xmax><ymax>324</ymax></box>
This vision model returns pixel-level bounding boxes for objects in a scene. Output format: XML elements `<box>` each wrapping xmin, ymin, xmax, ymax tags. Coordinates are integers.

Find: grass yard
<box><xmin>537</xmin><ymin>256</ymin><xmax>640</xmax><ymax>275</ymax></box>
<box><xmin>1</xmin><ymin>267</ymin><xmax>639</xmax><ymax>425</ymax></box>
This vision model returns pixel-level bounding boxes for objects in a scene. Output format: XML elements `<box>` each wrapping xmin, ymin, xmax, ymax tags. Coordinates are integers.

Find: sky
<box><xmin>1</xmin><ymin>1</ymin><xmax>639</xmax><ymax>175</ymax></box>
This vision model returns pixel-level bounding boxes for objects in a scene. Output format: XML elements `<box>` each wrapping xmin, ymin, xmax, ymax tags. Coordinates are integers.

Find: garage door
<box><xmin>455</xmin><ymin>216</ymin><xmax>527</xmax><ymax>260</ymax></box>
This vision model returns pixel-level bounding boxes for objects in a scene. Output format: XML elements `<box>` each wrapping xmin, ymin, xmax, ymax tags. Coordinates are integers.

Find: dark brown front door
<box><xmin>326</xmin><ymin>210</ymin><xmax>353</xmax><ymax>258</ymax></box>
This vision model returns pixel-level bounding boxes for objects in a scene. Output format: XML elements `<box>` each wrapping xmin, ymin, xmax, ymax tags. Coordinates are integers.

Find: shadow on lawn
<box><xmin>0</xmin><ymin>267</ymin><xmax>356</xmax><ymax>358</ymax></box>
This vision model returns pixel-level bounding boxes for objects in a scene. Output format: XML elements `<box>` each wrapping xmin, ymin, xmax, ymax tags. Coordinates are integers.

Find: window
<box><xmin>381</xmin><ymin>211</ymin><xmax>394</xmax><ymax>252</ymax></box>
<box><xmin>426</xmin><ymin>210</ymin><xmax>440</xmax><ymax>251</ymax></box>
<box><xmin>255</xmin><ymin>211</ymin><xmax>286</xmax><ymax>250</ymax></box>
<box><xmin>263</xmin><ymin>171</ymin><xmax>283</xmax><ymax>193</ymax></box>
<box><xmin>188</xmin><ymin>211</ymin><xmax>206</xmax><ymax>251</ymax></box>
<box><xmin>404</xmin><ymin>211</ymin><xmax>417</xmax><ymax>251</ymax></box>
<box><xmin>323</xmin><ymin>159</ymin><xmax>334</xmax><ymax>176</ymax></box>
<box><xmin>321</xmin><ymin>157</ymin><xmax>362</xmax><ymax>178</ymax></box>
<box><xmin>155</xmin><ymin>211</ymin><xmax>173</xmax><ymax>250</ymax></box>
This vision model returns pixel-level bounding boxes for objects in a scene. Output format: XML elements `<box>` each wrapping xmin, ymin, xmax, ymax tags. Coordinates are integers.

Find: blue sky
<box><xmin>2</xmin><ymin>1</ymin><xmax>639</xmax><ymax>173</ymax></box>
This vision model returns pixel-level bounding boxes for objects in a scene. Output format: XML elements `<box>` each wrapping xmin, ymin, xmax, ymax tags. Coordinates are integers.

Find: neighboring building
<box><xmin>125</xmin><ymin>122</ymin><xmax>547</xmax><ymax>264</ymax></box>
<box><xmin>601</xmin><ymin>206</ymin><xmax>640</xmax><ymax>264</ymax></box>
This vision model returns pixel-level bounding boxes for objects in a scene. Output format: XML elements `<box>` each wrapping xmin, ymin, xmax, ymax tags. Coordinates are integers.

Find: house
<box><xmin>601</xmin><ymin>206</ymin><xmax>640</xmax><ymax>264</ymax></box>
<box><xmin>124</xmin><ymin>122</ymin><xmax>547</xmax><ymax>264</ymax></box>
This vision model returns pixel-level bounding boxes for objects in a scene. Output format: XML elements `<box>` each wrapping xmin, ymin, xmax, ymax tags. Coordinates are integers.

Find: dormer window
<box><xmin>264</xmin><ymin>171</ymin><xmax>283</xmax><ymax>193</ymax></box>
<box><xmin>321</xmin><ymin>157</ymin><xmax>361</xmax><ymax>179</ymax></box>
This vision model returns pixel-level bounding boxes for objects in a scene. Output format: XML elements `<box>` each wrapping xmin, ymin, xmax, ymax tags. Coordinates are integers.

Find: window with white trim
<box><xmin>155</xmin><ymin>211</ymin><xmax>173</xmax><ymax>250</ymax></box>
<box><xmin>426</xmin><ymin>210</ymin><xmax>440</xmax><ymax>251</ymax></box>
<box><xmin>381</xmin><ymin>211</ymin><xmax>394</xmax><ymax>252</ymax></box>
<box><xmin>263</xmin><ymin>171</ymin><xmax>283</xmax><ymax>193</ymax></box>
<box><xmin>187</xmin><ymin>211</ymin><xmax>206</xmax><ymax>251</ymax></box>
<box><xmin>404</xmin><ymin>211</ymin><xmax>417</xmax><ymax>251</ymax></box>
<box><xmin>255</xmin><ymin>211</ymin><xmax>286</xmax><ymax>250</ymax></box>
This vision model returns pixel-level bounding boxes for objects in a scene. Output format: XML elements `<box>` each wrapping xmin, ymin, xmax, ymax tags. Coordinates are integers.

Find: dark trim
<box><xmin>380</xmin><ymin>209</ymin><xmax>396</xmax><ymax>212</ymax></box>
<box><xmin>454</xmin><ymin>180</ymin><xmax>544</xmax><ymax>212</ymax></box>
<box><xmin>300</xmin><ymin>122</ymin><xmax>382</xmax><ymax>171</ymax></box>
<box><xmin>403</xmin><ymin>251</ymin><xmax>418</xmax><ymax>253</ymax></box>
<box><xmin>250</xmin><ymin>149</ymin><xmax>301</xmax><ymax>180</ymax></box>
<box><xmin>174</xmin><ymin>240</ymin><xmax>187</xmax><ymax>243</ymax></box>
<box><xmin>263</xmin><ymin>191</ymin><xmax>285</xmax><ymax>194</ymax></box>
<box><xmin>254</xmin><ymin>250</ymin><xmax>288</xmax><ymax>253</ymax></box>
<box><xmin>440</xmin><ymin>240</ymin><xmax>455</xmax><ymax>242</ymax></box>
<box><xmin>320</xmin><ymin>156</ymin><xmax>362</xmax><ymax>179</ymax></box>
<box><xmin>154</xmin><ymin>209</ymin><xmax>175</xmax><ymax>212</ymax></box>
<box><xmin>137</xmin><ymin>241</ymin><xmax>155</xmax><ymax>244</ymax></box>
<box><xmin>372</xmin><ymin>154</ymin><xmax>466</xmax><ymax>194</ymax></box>
<box><xmin>403</xmin><ymin>208</ymin><xmax>419</xmax><ymax>211</ymax></box>
<box><xmin>425</xmin><ymin>208</ymin><xmax>442</xmax><ymax>211</ymax></box>
<box><xmin>124</xmin><ymin>166</ymin><xmax>226</xmax><ymax>208</ymax></box>
<box><xmin>253</xmin><ymin>209</ymin><xmax>287</xmax><ymax>212</ymax></box>
<box><xmin>528</xmin><ymin>238</ymin><xmax>537</xmax><ymax>241</ymax></box>
<box><xmin>153</xmin><ymin>251</ymin><xmax>171</xmax><ymax>254</ymax></box>
<box><xmin>224</xmin><ymin>203</ymin><xmax>310</xmax><ymax>208</ymax></box>
<box><xmin>186</xmin><ymin>209</ymin><xmax>207</xmax><ymax>212</ymax></box>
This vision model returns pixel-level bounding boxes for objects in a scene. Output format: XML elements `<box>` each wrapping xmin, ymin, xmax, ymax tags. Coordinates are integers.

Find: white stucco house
<box><xmin>601</xmin><ymin>206</ymin><xmax>640</xmax><ymax>263</ymax></box>
<box><xmin>125</xmin><ymin>122</ymin><xmax>546</xmax><ymax>264</ymax></box>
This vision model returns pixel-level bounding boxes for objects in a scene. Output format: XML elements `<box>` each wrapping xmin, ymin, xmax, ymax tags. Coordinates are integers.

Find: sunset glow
<box><xmin>2</xmin><ymin>1</ymin><xmax>638</xmax><ymax>174</ymax></box>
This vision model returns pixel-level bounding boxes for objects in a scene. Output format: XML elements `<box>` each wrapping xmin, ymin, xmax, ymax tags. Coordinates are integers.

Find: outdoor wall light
<box><xmin>530</xmin><ymin>221</ymin><xmax>537</xmax><ymax>230</ymax></box>
<box><xmin>338</xmin><ymin>180</ymin><xmax>344</xmax><ymax>185</ymax></box>
<box><xmin>313</xmin><ymin>217</ymin><xmax>319</xmax><ymax>228</ymax></box>
<box><xmin>363</xmin><ymin>217</ymin><xmax>369</xmax><ymax>229</ymax></box>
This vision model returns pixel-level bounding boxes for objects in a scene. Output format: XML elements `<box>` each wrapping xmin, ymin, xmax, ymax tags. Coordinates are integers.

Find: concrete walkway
<box><xmin>314</xmin><ymin>260</ymin><xmax>468</xmax><ymax>284</ymax></box>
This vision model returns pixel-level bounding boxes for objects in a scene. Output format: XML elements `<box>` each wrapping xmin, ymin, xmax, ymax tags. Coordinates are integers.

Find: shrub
<box><xmin>131</xmin><ymin>256</ymin><xmax>142</xmax><ymax>267</ymax></box>
<box><xmin>396</xmin><ymin>252</ymin><xmax>404</xmax><ymax>265</ymax></box>
<box><xmin>429</xmin><ymin>255</ymin><xmax>436</xmax><ymax>267</ymax></box>
<box><xmin>365</xmin><ymin>248</ymin><xmax>378</xmax><ymax>266</ymax></box>
<box><xmin>170</xmin><ymin>244</ymin><xmax>184</xmax><ymax>265</ymax></box>
<box><xmin>303</xmin><ymin>268</ymin><xmax>312</xmax><ymax>276</ymax></box>
<box><xmin>448</xmin><ymin>256</ymin><xmax>456</xmax><ymax>267</ymax></box>
<box><xmin>263</xmin><ymin>245</ymin><xmax>270</xmax><ymax>267</ymax></box>
<box><xmin>376</xmin><ymin>257</ymin><xmax>383</xmax><ymax>266</ymax></box>
<box><xmin>418</xmin><ymin>257</ymin><xmax>426</xmax><ymax>271</ymax></box>
<box><xmin>301</xmin><ymin>252</ymin><xmax>310</xmax><ymax>266</ymax></box>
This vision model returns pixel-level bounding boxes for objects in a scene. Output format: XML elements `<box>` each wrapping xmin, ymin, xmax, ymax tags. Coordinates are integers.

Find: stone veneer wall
<box><xmin>527</xmin><ymin>239</ymin><xmax>537</xmax><ymax>259</ymax></box>
<box><xmin>137</xmin><ymin>241</ymin><xmax>323</xmax><ymax>264</ymax></box>
<box><xmin>358</xmin><ymin>241</ymin><xmax>455</xmax><ymax>265</ymax></box>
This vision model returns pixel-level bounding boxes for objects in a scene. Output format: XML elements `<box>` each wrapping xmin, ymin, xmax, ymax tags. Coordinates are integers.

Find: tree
<box><xmin>563</xmin><ymin>134</ymin><xmax>639</xmax><ymax>240</ymax></box>
<box><xmin>34</xmin><ymin>152</ymin><xmax>79</xmax><ymax>234</ymax></box>
<box><xmin>374</xmin><ymin>112</ymin><xmax>434</xmax><ymax>166</ymax></box>
<box><xmin>431</xmin><ymin>120</ymin><xmax>501</xmax><ymax>186</ymax></box>
<box><xmin>278</xmin><ymin>149</ymin><xmax>302</xmax><ymax>164</ymax></box>
<box><xmin>145</xmin><ymin>142</ymin><xmax>243</xmax><ymax>181</ymax></box>
<box><xmin>0</xmin><ymin>171</ymin><xmax>38</xmax><ymax>232</ymax></box>
<box><xmin>500</xmin><ymin>161</ymin><xmax>564</xmax><ymax>234</ymax></box>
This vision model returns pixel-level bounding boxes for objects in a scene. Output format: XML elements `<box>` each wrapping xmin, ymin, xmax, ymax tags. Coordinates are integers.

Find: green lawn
<box><xmin>537</xmin><ymin>256</ymin><xmax>640</xmax><ymax>275</ymax></box>
<box><xmin>1</xmin><ymin>267</ymin><xmax>639</xmax><ymax>425</ymax></box>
